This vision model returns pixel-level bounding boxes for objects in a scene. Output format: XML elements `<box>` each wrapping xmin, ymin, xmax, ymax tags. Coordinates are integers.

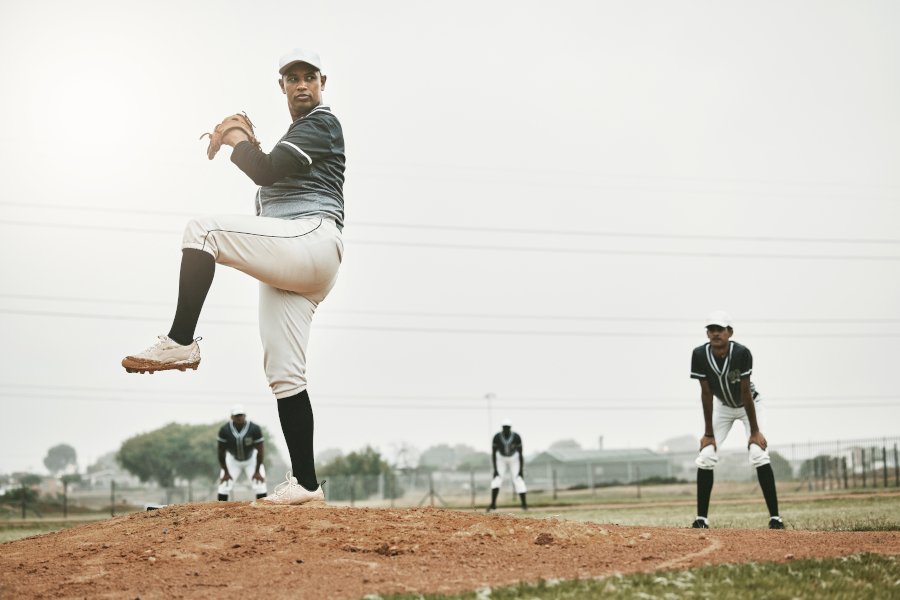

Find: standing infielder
<box><xmin>487</xmin><ymin>419</ymin><xmax>528</xmax><ymax>511</ymax></box>
<box><xmin>690</xmin><ymin>311</ymin><xmax>784</xmax><ymax>529</ymax></box>
<box><xmin>122</xmin><ymin>48</ymin><xmax>344</xmax><ymax>505</ymax></box>
<box><xmin>217</xmin><ymin>404</ymin><xmax>267</xmax><ymax>501</ymax></box>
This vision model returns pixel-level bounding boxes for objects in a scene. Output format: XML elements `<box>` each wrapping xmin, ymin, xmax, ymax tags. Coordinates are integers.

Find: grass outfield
<box><xmin>384</xmin><ymin>554</ymin><xmax>900</xmax><ymax>600</ymax></box>
<box><xmin>523</xmin><ymin>493</ymin><xmax>900</xmax><ymax>531</ymax></box>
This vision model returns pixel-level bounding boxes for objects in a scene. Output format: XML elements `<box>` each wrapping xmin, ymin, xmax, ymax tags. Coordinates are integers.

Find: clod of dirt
<box><xmin>640</xmin><ymin>533</ymin><xmax>652</xmax><ymax>540</ymax></box>
<box><xmin>785</xmin><ymin>553</ymin><xmax>795</xmax><ymax>560</ymax></box>
<box><xmin>534</xmin><ymin>532</ymin><xmax>554</xmax><ymax>545</ymax></box>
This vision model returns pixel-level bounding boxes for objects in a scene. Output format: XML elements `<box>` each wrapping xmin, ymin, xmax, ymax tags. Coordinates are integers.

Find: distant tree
<box><xmin>319</xmin><ymin>446</ymin><xmax>403</xmax><ymax>500</ymax></box>
<box><xmin>768</xmin><ymin>451</ymin><xmax>794</xmax><ymax>480</ymax></box>
<box><xmin>419</xmin><ymin>444</ymin><xmax>456</xmax><ymax>470</ymax></box>
<box><xmin>549</xmin><ymin>439</ymin><xmax>582</xmax><ymax>451</ymax></box>
<box><xmin>118</xmin><ymin>422</ymin><xmax>285</xmax><ymax>490</ymax></box>
<box><xmin>456</xmin><ymin>451</ymin><xmax>492</xmax><ymax>472</ymax></box>
<box><xmin>43</xmin><ymin>444</ymin><xmax>77</xmax><ymax>475</ymax></box>
<box><xmin>18</xmin><ymin>473</ymin><xmax>43</xmax><ymax>487</ymax></box>
<box><xmin>315</xmin><ymin>447</ymin><xmax>343</xmax><ymax>467</ymax></box>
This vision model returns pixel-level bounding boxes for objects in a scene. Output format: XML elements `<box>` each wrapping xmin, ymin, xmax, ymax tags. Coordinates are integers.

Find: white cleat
<box><xmin>256</xmin><ymin>471</ymin><xmax>325</xmax><ymax>506</ymax></box>
<box><xmin>122</xmin><ymin>335</ymin><xmax>201</xmax><ymax>374</ymax></box>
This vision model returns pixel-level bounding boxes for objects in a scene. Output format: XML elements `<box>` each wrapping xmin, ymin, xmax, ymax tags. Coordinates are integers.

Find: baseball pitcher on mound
<box><xmin>122</xmin><ymin>48</ymin><xmax>345</xmax><ymax>506</ymax></box>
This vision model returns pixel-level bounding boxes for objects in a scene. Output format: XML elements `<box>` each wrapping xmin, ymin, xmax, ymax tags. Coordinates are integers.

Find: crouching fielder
<box><xmin>487</xmin><ymin>419</ymin><xmax>527</xmax><ymax>511</ymax></box>
<box><xmin>690</xmin><ymin>311</ymin><xmax>784</xmax><ymax>530</ymax></box>
<box><xmin>217</xmin><ymin>404</ymin><xmax>267</xmax><ymax>501</ymax></box>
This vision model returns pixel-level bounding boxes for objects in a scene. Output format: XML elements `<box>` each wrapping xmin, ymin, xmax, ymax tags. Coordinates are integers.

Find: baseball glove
<box><xmin>200</xmin><ymin>112</ymin><xmax>262</xmax><ymax>160</ymax></box>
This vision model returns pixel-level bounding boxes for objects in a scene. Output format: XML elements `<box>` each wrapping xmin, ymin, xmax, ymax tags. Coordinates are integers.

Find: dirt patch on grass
<box><xmin>1</xmin><ymin>503</ymin><xmax>898</xmax><ymax>599</ymax></box>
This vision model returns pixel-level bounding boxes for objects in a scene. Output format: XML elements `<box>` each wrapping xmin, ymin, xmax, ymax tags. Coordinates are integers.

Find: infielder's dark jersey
<box><xmin>690</xmin><ymin>341</ymin><xmax>756</xmax><ymax>408</ymax></box>
<box><xmin>217</xmin><ymin>421</ymin><xmax>264</xmax><ymax>462</ymax></box>
<box><xmin>493</xmin><ymin>432</ymin><xmax>523</xmax><ymax>457</ymax></box>
<box><xmin>253</xmin><ymin>105</ymin><xmax>345</xmax><ymax>228</ymax></box>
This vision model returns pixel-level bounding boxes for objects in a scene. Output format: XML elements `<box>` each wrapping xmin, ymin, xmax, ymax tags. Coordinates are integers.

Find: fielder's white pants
<box><xmin>696</xmin><ymin>401</ymin><xmax>771</xmax><ymax>470</ymax></box>
<box><xmin>218</xmin><ymin>450</ymin><xmax>267</xmax><ymax>496</ymax></box>
<box><xmin>182</xmin><ymin>215</ymin><xmax>343</xmax><ymax>398</ymax></box>
<box><xmin>491</xmin><ymin>454</ymin><xmax>527</xmax><ymax>493</ymax></box>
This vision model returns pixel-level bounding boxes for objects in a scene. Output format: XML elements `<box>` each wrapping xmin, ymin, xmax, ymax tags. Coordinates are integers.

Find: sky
<box><xmin>1</xmin><ymin>0</ymin><xmax>899</xmax><ymax>474</ymax></box>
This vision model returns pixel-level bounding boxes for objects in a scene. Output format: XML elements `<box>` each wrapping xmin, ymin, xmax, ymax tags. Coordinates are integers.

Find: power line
<box><xmin>1</xmin><ymin>392</ymin><xmax>893</xmax><ymax>411</ymax></box>
<box><xmin>1</xmin><ymin>384</ymin><xmax>895</xmax><ymax>404</ymax></box>
<box><xmin>3</xmin><ymin>293</ymin><xmax>898</xmax><ymax>324</ymax></box>
<box><xmin>3</xmin><ymin>201</ymin><xmax>899</xmax><ymax>245</ymax></box>
<box><xmin>3</xmin><ymin>220</ymin><xmax>900</xmax><ymax>261</ymax></box>
<box><xmin>3</xmin><ymin>307</ymin><xmax>900</xmax><ymax>337</ymax></box>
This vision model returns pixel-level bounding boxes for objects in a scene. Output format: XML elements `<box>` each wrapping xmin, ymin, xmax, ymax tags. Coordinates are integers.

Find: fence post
<box><xmin>883</xmin><ymin>446</ymin><xmax>889</xmax><ymax>488</ymax></box>
<box><xmin>842</xmin><ymin>457</ymin><xmax>848</xmax><ymax>489</ymax></box>
<box><xmin>861</xmin><ymin>449</ymin><xmax>867</xmax><ymax>488</ymax></box>
<box><xmin>552</xmin><ymin>468</ymin><xmax>557</xmax><ymax>500</ymax></box>
<box><xmin>895</xmin><ymin>444</ymin><xmax>899</xmax><ymax>487</ymax></box>
<box><xmin>350</xmin><ymin>475</ymin><xmax>356</xmax><ymax>507</ymax></box>
<box><xmin>110</xmin><ymin>480</ymin><xmax>115</xmax><ymax>517</ymax></box>
<box><xmin>388</xmin><ymin>473</ymin><xmax>394</xmax><ymax>508</ymax></box>
<box><xmin>470</xmin><ymin>471</ymin><xmax>475</xmax><ymax>509</ymax></box>
<box><xmin>21</xmin><ymin>487</ymin><xmax>26</xmax><ymax>519</ymax></box>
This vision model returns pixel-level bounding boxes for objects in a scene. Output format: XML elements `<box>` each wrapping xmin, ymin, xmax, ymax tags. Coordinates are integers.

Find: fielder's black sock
<box><xmin>217</xmin><ymin>494</ymin><xmax>228</xmax><ymax>501</ymax></box>
<box><xmin>256</xmin><ymin>493</ymin><xmax>267</xmax><ymax>499</ymax></box>
<box><xmin>489</xmin><ymin>487</ymin><xmax>499</xmax><ymax>509</ymax></box>
<box><xmin>697</xmin><ymin>468</ymin><xmax>714</xmax><ymax>518</ymax></box>
<box><xmin>168</xmin><ymin>248</ymin><xmax>215</xmax><ymax>346</ymax></box>
<box><xmin>519</xmin><ymin>492</ymin><xmax>528</xmax><ymax>510</ymax></box>
<box><xmin>756</xmin><ymin>463</ymin><xmax>780</xmax><ymax>517</ymax></box>
<box><xmin>277</xmin><ymin>389</ymin><xmax>318</xmax><ymax>491</ymax></box>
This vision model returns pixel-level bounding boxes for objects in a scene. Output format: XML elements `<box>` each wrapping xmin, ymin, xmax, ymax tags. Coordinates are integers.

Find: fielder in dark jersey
<box><xmin>217</xmin><ymin>404</ymin><xmax>266</xmax><ymax>501</ymax></box>
<box><xmin>487</xmin><ymin>419</ymin><xmax>528</xmax><ymax>511</ymax></box>
<box><xmin>690</xmin><ymin>311</ymin><xmax>784</xmax><ymax>529</ymax></box>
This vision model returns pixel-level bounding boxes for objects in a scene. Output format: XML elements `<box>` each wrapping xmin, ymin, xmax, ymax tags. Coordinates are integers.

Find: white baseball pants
<box><xmin>218</xmin><ymin>450</ymin><xmax>267</xmax><ymax>495</ymax></box>
<box><xmin>182</xmin><ymin>215</ymin><xmax>343</xmax><ymax>398</ymax></box>
<box><xmin>696</xmin><ymin>401</ymin><xmax>771</xmax><ymax>470</ymax></box>
<box><xmin>492</xmin><ymin>454</ymin><xmax>527</xmax><ymax>493</ymax></box>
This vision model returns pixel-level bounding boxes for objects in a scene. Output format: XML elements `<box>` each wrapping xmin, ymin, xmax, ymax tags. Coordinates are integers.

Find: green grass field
<box><xmin>384</xmin><ymin>554</ymin><xmax>900</xmax><ymax>600</ymax></box>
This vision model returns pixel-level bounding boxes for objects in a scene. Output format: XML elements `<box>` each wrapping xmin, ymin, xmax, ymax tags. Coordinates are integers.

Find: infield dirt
<box><xmin>2</xmin><ymin>503</ymin><xmax>898</xmax><ymax>599</ymax></box>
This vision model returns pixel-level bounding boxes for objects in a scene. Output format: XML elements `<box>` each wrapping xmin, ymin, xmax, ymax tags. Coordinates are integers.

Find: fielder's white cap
<box><xmin>278</xmin><ymin>48</ymin><xmax>323</xmax><ymax>75</ymax></box>
<box><xmin>706</xmin><ymin>310</ymin><xmax>733</xmax><ymax>328</ymax></box>
<box><xmin>501</xmin><ymin>418</ymin><xmax>512</xmax><ymax>427</ymax></box>
<box><xmin>230</xmin><ymin>403</ymin><xmax>246</xmax><ymax>416</ymax></box>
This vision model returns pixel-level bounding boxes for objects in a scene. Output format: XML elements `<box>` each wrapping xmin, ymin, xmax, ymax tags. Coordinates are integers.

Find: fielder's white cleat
<box><xmin>256</xmin><ymin>471</ymin><xmax>325</xmax><ymax>506</ymax></box>
<box><xmin>122</xmin><ymin>335</ymin><xmax>201</xmax><ymax>374</ymax></box>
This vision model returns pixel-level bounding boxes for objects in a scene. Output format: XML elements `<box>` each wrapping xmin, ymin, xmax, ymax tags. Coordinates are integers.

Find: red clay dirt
<box><xmin>1</xmin><ymin>503</ymin><xmax>898</xmax><ymax>599</ymax></box>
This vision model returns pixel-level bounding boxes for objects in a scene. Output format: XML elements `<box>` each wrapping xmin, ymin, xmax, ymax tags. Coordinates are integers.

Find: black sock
<box><xmin>217</xmin><ymin>494</ymin><xmax>228</xmax><ymax>501</ymax></box>
<box><xmin>277</xmin><ymin>390</ymin><xmax>318</xmax><ymax>491</ymax></box>
<box><xmin>697</xmin><ymin>468</ymin><xmax>714</xmax><ymax>518</ymax></box>
<box><xmin>519</xmin><ymin>492</ymin><xmax>527</xmax><ymax>509</ymax></box>
<box><xmin>756</xmin><ymin>463</ymin><xmax>779</xmax><ymax>517</ymax></box>
<box><xmin>489</xmin><ymin>487</ymin><xmax>499</xmax><ymax>508</ymax></box>
<box><xmin>168</xmin><ymin>248</ymin><xmax>215</xmax><ymax>346</ymax></box>
<box><xmin>256</xmin><ymin>493</ymin><xmax>267</xmax><ymax>499</ymax></box>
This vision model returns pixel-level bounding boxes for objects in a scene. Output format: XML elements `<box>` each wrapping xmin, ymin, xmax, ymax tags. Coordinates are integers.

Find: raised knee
<box><xmin>695</xmin><ymin>445</ymin><xmax>718</xmax><ymax>470</ymax></box>
<box><xmin>749</xmin><ymin>444</ymin><xmax>770</xmax><ymax>468</ymax></box>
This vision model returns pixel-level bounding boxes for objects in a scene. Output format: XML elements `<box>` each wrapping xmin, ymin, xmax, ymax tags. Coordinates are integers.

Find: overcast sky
<box><xmin>1</xmin><ymin>0</ymin><xmax>898</xmax><ymax>474</ymax></box>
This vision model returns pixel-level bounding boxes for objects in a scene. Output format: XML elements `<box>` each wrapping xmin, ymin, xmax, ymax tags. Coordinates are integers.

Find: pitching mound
<box><xmin>2</xmin><ymin>503</ymin><xmax>898</xmax><ymax>599</ymax></box>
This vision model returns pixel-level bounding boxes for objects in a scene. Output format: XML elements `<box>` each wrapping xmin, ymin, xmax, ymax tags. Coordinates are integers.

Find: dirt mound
<box><xmin>2</xmin><ymin>503</ymin><xmax>898</xmax><ymax>599</ymax></box>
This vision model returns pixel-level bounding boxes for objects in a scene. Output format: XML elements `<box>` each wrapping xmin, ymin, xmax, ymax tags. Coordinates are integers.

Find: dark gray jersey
<box><xmin>690</xmin><ymin>341</ymin><xmax>758</xmax><ymax>408</ymax></box>
<box><xmin>217</xmin><ymin>421</ymin><xmax>264</xmax><ymax>461</ymax></box>
<box><xmin>493</xmin><ymin>432</ymin><xmax>523</xmax><ymax>457</ymax></box>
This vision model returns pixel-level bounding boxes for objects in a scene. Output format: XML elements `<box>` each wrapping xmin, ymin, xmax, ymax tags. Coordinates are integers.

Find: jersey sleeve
<box><xmin>736</xmin><ymin>345</ymin><xmax>753</xmax><ymax>377</ymax></box>
<box><xmin>216</xmin><ymin>424</ymin><xmax>228</xmax><ymax>443</ymax></box>
<box><xmin>690</xmin><ymin>347</ymin><xmax>707</xmax><ymax>379</ymax></box>
<box><xmin>278</xmin><ymin>115</ymin><xmax>340</xmax><ymax>167</ymax></box>
<box><xmin>250</xmin><ymin>423</ymin><xmax>264</xmax><ymax>444</ymax></box>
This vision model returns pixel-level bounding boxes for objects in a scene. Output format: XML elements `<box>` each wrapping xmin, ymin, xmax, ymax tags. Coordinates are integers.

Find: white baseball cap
<box><xmin>278</xmin><ymin>48</ymin><xmax>323</xmax><ymax>75</ymax></box>
<box><xmin>230</xmin><ymin>404</ymin><xmax>246</xmax><ymax>416</ymax></box>
<box><xmin>501</xmin><ymin>418</ymin><xmax>512</xmax><ymax>427</ymax></box>
<box><xmin>706</xmin><ymin>310</ymin><xmax>733</xmax><ymax>328</ymax></box>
